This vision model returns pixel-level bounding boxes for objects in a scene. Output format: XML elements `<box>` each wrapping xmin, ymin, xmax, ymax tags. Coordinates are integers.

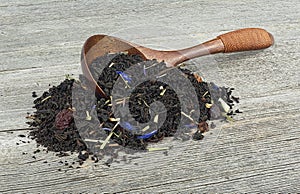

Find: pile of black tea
<box><xmin>27</xmin><ymin>53</ymin><xmax>241</xmax><ymax>163</ymax></box>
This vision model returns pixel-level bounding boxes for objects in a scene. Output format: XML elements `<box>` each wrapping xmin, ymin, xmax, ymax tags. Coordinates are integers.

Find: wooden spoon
<box><xmin>81</xmin><ymin>28</ymin><xmax>274</xmax><ymax>98</ymax></box>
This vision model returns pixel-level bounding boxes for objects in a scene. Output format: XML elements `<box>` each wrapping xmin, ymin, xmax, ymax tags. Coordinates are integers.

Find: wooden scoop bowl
<box><xmin>81</xmin><ymin>28</ymin><xmax>274</xmax><ymax>98</ymax></box>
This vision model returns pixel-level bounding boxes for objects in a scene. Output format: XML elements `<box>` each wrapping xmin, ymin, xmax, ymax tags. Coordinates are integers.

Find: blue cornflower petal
<box><xmin>211</xmin><ymin>83</ymin><xmax>219</xmax><ymax>91</ymax></box>
<box><xmin>184</xmin><ymin>123</ymin><xmax>197</xmax><ymax>129</ymax></box>
<box><xmin>116</xmin><ymin>71</ymin><xmax>132</xmax><ymax>82</ymax></box>
<box><xmin>137</xmin><ymin>130</ymin><xmax>158</xmax><ymax>139</ymax></box>
<box><xmin>121</xmin><ymin>122</ymin><xmax>136</xmax><ymax>131</ymax></box>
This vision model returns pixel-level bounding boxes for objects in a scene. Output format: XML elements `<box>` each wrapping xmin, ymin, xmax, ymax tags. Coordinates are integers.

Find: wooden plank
<box><xmin>1</xmin><ymin>111</ymin><xmax>299</xmax><ymax>193</ymax></box>
<box><xmin>0</xmin><ymin>0</ymin><xmax>299</xmax><ymax>193</ymax></box>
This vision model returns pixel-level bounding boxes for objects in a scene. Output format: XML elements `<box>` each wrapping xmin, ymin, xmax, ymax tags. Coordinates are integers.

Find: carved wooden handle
<box><xmin>217</xmin><ymin>28</ymin><xmax>274</xmax><ymax>53</ymax></box>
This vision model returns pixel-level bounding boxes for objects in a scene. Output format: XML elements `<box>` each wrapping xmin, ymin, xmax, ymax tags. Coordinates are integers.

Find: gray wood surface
<box><xmin>0</xmin><ymin>0</ymin><xmax>299</xmax><ymax>193</ymax></box>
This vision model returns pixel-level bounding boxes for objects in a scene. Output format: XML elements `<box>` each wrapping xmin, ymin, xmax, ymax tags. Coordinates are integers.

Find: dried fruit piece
<box><xmin>55</xmin><ymin>108</ymin><xmax>73</xmax><ymax>130</ymax></box>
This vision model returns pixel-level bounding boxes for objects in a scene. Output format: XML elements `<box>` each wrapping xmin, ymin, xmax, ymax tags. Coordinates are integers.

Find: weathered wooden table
<box><xmin>0</xmin><ymin>0</ymin><xmax>299</xmax><ymax>193</ymax></box>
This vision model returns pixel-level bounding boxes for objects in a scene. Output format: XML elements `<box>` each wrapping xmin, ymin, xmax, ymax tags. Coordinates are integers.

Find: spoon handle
<box><xmin>216</xmin><ymin>28</ymin><xmax>274</xmax><ymax>53</ymax></box>
<box><xmin>171</xmin><ymin>28</ymin><xmax>274</xmax><ymax>66</ymax></box>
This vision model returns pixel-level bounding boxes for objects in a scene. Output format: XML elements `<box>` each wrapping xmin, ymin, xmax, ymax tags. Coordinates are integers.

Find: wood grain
<box><xmin>217</xmin><ymin>28</ymin><xmax>274</xmax><ymax>52</ymax></box>
<box><xmin>0</xmin><ymin>0</ymin><xmax>299</xmax><ymax>193</ymax></box>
